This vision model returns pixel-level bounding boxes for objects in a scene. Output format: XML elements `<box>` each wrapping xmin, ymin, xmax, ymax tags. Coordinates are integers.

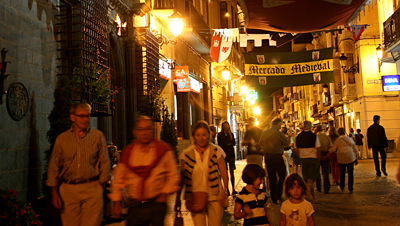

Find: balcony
<box><xmin>384</xmin><ymin>7</ymin><xmax>400</xmax><ymax>52</ymax></box>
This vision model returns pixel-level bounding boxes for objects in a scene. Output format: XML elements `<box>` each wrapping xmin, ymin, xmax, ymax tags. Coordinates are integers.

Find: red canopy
<box><xmin>239</xmin><ymin>0</ymin><xmax>367</xmax><ymax>33</ymax></box>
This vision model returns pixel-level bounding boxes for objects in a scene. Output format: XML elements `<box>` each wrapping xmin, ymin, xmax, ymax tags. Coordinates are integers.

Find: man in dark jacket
<box><xmin>367</xmin><ymin>115</ymin><xmax>389</xmax><ymax>176</ymax></box>
<box><xmin>259</xmin><ymin>118</ymin><xmax>290</xmax><ymax>204</ymax></box>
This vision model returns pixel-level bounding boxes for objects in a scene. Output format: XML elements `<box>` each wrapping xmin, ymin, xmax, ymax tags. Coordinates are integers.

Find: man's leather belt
<box><xmin>61</xmin><ymin>176</ymin><xmax>99</xmax><ymax>184</ymax></box>
<box><xmin>131</xmin><ymin>196</ymin><xmax>158</xmax><ymax>204</ymax></box>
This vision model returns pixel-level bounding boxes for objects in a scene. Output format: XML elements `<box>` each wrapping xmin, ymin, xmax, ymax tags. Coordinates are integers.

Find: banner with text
<box><xmin>244</xmin><ymin>48</ymin><xmax>335</xmax><ymax>87</ymax></box>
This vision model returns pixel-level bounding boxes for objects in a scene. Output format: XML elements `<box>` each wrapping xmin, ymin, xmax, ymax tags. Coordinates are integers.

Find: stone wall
<box><xmin>0</xmin><ymin>0</ymin><xmax>58</xmax><ymax>201</ymax></box>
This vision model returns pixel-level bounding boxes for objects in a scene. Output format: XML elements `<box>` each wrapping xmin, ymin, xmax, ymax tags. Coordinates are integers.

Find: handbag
<box><xmin>174</xmin><ymin>208</ymin><xmax>184</xmax><ymax>226</ymax></box>
<box><xmin>185</xmin><ymin>192</ymin><xmax>208</xmax><ymax>213</ymax></box>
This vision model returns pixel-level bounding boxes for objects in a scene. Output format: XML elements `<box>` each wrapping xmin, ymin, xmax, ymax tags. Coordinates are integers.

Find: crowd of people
<box><xmin>45</xmin><ymin>102</ymin><xmax>398</xmax><ymax>226</ymax></box>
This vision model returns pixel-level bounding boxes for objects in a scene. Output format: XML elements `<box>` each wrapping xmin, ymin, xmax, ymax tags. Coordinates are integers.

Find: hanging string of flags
<box><xmin>209</xmin><ymin>24</ymin><xmax>368</xmax><ymax>63</ymax></box>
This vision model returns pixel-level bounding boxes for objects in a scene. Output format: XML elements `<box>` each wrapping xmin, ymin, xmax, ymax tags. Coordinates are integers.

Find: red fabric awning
<box><xmin>240</xmin><ymin>0</ymin><xmax>367</xmax><ymax>33</ymax></box>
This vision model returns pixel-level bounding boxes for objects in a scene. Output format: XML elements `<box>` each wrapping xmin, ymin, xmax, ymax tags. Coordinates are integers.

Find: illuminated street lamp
<box><xmin>241</xmin><ymin>86</ymin><xmax>248</xmax><ymax>94</ymax></box>
<box><xmin>169</xmin><ymin>11</ymin><xmax>183</xmax><ymax>37</ymax></box>
<box><xmin>255</xmin><ymin>118</ymin><xmax>259</xmax><ymax>126</ymax></box>
<box><xmin>254</xmin><ymin>106</ymin><xmax>260</xmax><ymax>115</ymax></box>
<box><xmin>376</xmin><ymin>44</ymin><xmax>382</xmax><ymax>72</ymax></box>
<box><xmin>222</xmin><ymin>68</ymin><xmax>230</xmax><ymax>81</ymax></box>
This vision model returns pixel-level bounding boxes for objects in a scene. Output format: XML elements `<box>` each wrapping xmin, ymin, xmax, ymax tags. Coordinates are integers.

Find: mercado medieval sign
<box><xmin>244</xmin><ymin>48</ymin><xmax>335</xmax><ymax>87</ymax></box>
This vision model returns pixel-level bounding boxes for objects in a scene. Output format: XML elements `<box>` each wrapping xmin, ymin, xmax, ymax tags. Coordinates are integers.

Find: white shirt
<box><xmin>179</xmin><ymin>145</ymin><xmax>226</xmax><ymax>200</ymax></box>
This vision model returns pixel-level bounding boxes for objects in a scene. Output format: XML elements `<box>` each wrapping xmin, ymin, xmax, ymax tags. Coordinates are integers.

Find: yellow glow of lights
<box><xmin>225</xmin><ymin>12</ymin><xmax>230</xmax><ymax>17</ymax></box>
<box><xmin>169</xmin><ymin>12</ymin><xmax>183</xmax><ymax>37</ymax></box>
<box><xmin>254</xmin><ymin>106</ymin><xmax>260</xmax><ymax>115</ymax></box>
<box><xmin>241</xmin><ymin>86</ymin><xmax>248</xmax><ymax>94</ymax></box>
<box><xmin>222</xmin><ymin>69</ymin><xmax>230</xmax><ymax>81</ymax></box>
<box><xmin>255</xmin><ymin>120</ymin><xmax>259</xmax><ymax>126</ymax></box>
<box><xmin>115</xmin><ymin>14</ymin><xmax>127</xmax><ymax>36</ymax></box>
<box><xmin>376</xmin><ymin>45</ymin><xmax>382</xmax><ymax>60</ymax></box>
<box><xmin>249</xmin><ymin>99</ymin><xmax>255</xmax><ymax>105</ymax></box>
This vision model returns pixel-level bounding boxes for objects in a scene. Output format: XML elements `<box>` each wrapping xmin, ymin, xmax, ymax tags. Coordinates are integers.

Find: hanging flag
<box><xmin>210</xmin><ymin>32</ymin><xmax>233</xmax><ymax>63</ymax></box>
<box><xmin>239</xmin><ymin>34</ymin><xmax>277</xmax><ymax>47</ymax></box>
<box><xmin>348</xmin><ymin>24</ymin><xmax>367</xmax><ymax>41</ymax></box>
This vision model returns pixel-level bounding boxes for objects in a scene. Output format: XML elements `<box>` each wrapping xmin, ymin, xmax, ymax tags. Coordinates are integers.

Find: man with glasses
<box><xmin>46</xmin><ymin>102</ymin><xmax>110</xmax><ymax>226</ymax></box>
<box><xmin>109</xmin><ymin>115</ymin><xmax>180</xmax><ymax>226</ymax></box>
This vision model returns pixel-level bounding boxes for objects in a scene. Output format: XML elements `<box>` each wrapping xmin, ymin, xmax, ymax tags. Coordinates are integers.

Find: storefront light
<box><xmin>169</xmin><ymin>12</ymin><xmax>183</xmax><ymax>37</ymax></box>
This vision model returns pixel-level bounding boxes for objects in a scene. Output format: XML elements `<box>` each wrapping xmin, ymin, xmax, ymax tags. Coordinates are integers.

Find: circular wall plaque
<box><xmin>6</xmin><ymin>82</ymin><xmax>29</xmax><ymax>121</ymax></box>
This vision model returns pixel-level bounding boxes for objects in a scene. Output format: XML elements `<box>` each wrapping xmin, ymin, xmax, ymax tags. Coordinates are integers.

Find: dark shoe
<box><xmin>349</xmin><ymin>190</ymin><xmax>353</xmax><ymax>194</ymax></box>
<box><xmin>232</xmin><ymin>191</ymin><xmax>238</xmax><ymax>195</ymax></box>
<box><xmin>376</xmin><ymin>173</ymin><xmax>381</xmax><ymax>177</ymax></box>
<box><xmin>383</xmin><ymin>171</ymin><xmax>388</xmax><ymax>176</ymax></box>
<box><xmin>324</xmin><ymin>191</ymin><xmax>329</xmax><ymax>194</ymax></box>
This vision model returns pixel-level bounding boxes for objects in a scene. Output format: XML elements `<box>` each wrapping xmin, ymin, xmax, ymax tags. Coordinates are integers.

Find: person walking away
<box><xmin>209</xmin><ymin>125</ymin><xmax>217</xmax><ymax>144</ymax></box>
<box><xmin>291</xmin><ymin>129</ymin><xmax>301</xmax><ymax>173</ymax></box>
<box><xmin>349</xmin><ymin>128</ymin><xmax>356</xmax><ymax>140</ymax></box>
<box><xmin>234</xmin><ymin>164</ymin><xmax>271</xmax><ymax>225</ymax></box>
<box><xmin>259</xmin><ymin>118</ymin><xmax>290</xmax><ymax>204</ymax></box>
<box><xmin>355</xmin><ymin>129</ymin><xmax>364</xmax><ymax>159</ymax></box>
<box><xmin>327</xmin><ymin>128</ymin><xmax>358</xmax><ymax>193</ymax></box>
<box><xmin>175</xmin><ymin>121</ymin><xmax>228</xmax><ymax>226</ymax></box>
<box><xmin>281</xmin><ymin>127</ymin><xmax>293</xmax><ymax>175</ymax></box>
<box><xmin>109</xmin><ymin>116</ymin><xmax>180</xmax><ymax>226</ymax></box>
<box><xmin>46</xmin><ymin>103</ymin><xmax>111</xmax><ymax>226</ymax></box>
<box><xmin>294</xmin><ymin>121</ymin><xmax>320</xmax><ymax>204</ymax></box>
<box><xmin>315</xmin><ymin>125</ymin><xmax>332</xmax><ymax>194</ymax></box>
<box><xmin>328</xmin><ymin>127</ymin><xmax>340</xmax><ymax>186</ymax></box>
<box><xmin>367</xmin><ymin>115</ymin><xmax>389</xmax><ymax>176</ymax></box>
<box><xmin>280</xmin><ymin>173</ymin><xmax>315</xmax><ymax>226</ymax></box>
<box><xmin>217</xmin><ymin>121</ymin><xmax>237</xmax><ymax>195</ymax></box>
<box><xmin>243</xmin><ymin>117</ymin><xmax>264</xmax><ymax>166</ymax></box>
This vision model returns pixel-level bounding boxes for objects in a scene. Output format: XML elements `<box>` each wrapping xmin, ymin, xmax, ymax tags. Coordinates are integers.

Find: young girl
<box><xmin>280</xmin><ymin>173</ymin><xmax>315</xmax><ymax>226</ymax></box>
<box><xmin>234</xmin><ymin>164</ymin><xmax>271</xmax><ymax>226</ymax></box>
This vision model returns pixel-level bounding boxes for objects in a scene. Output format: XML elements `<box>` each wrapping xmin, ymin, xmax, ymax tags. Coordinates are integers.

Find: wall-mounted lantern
<box><xmin>376</xmin><ymin>44</ymin><xmax>383</xmax><ymax>72</ymax></box>
<box><xmin>115</xmin><ymin>14</ymin><xmax>127</xmax><ymax>37</ymax></box>
<box><xmin>339</xmin><ymin>53</ymin><xmax>359</xmax><ymax>74</ymax></box>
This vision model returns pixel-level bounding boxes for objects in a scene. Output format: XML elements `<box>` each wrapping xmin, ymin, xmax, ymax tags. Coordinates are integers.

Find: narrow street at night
<box><xmin>103</xmin><ymin>157</ymin><xmax>400</xmax><ymax>226</ymax></box>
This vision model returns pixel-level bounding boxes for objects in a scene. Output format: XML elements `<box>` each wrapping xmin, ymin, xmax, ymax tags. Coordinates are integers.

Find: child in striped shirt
<box><xmin>234</xmin><ymin>164</ymin><xmax>271</xmax><ymax>226</ymax></box>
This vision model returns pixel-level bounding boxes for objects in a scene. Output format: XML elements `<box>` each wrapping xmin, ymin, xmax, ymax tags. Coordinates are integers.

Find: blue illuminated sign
<box><xmin>382</xmin><ymin>75</ymin><xmax>400</xmax><ymax>91</ymax></box>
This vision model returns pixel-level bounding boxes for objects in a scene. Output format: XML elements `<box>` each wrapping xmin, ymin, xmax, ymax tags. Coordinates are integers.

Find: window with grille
<box><xmin>56</xmin><ymin>0</ymin><xmax>109</xmax><ymax>116</ymax></box>
<box><xmin>135</xmin><ymin>28</ymin><xmax>161</xmax><ymax>120</ymax></box>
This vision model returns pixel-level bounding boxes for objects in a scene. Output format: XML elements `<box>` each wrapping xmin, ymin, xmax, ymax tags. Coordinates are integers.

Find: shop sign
<box><xmin>367</xmin><ymin>79</ymin><xmax>382</xmax><ymax>84</ymax></box>
<box><xmin>382</xmin><ymin>75</ymin><xmax>400</xmax><ymax>91</ymax></box>
<box><xmin>335</xmin><ymin>106</ymin><xmax>343</xmax><ymax>116</ymax></box>
<box><xmin>159</xmin><ymin>60</ymin><xmax>171</xmax><ymax>80</ymax></box>
<box><xmin>174</xmin><ymin>66</ymin><xmax>190</xmax><ymax>92</ymax></box>
<box><xmin>190</xmin><ymin>77</ymin><xmax>200</xmax><ymax>94</ymax></box>
<box><xmin>230</xmin><ymin>105</ymin><xmax>243</xmax><ymax>111</ymax></box>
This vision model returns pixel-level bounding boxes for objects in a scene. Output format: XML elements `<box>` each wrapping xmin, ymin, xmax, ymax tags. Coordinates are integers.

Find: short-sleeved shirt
<box><xmin>179</xmin><ymin>145</ymin><xmax>226</xmax><ymax>199</ymax></box>
<box><xmin>280</xmin><ymin>199</ymin><xmax>314</xmax><ymax>226</ymax></box>
<box><xmin>235</xmin><ymin>187</ymin><xmax>269</xmax><ymax>226</ymax></box>
<box><xmin>295</xmin><ymin>137</ymin><xmax>321</xmax><ymax>159</ymax></box>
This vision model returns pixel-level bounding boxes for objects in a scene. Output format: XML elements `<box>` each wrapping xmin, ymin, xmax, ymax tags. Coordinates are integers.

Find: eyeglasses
<box><xmin>74</xmin><ymin>114</ymin><xmax>91</xmax><ymax>119</ymax></box>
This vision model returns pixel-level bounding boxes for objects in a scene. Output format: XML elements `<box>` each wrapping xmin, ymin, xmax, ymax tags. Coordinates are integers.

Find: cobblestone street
<box><xmin>104</xmin><ymin>157</ymin><xmax>400</xmax><ymax>226</ymax></box>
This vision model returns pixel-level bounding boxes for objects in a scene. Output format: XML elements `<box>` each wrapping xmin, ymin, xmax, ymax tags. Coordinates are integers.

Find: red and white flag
<box><xmin>348</xmin><ymin>25</ymin><xmax>367</xmax><ymax>41</ymax></box>
<box><xmin>210</xmin><ymin>32</ymin><xmax>232</xmax><ymax>63</ymax></box>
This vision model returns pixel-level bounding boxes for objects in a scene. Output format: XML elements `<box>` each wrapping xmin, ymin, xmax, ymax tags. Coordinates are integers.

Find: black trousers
<box><xmin>372</xmin><ymin>147</ymin><xmax>387</xmax><ymax>175</ymax></box>
<box><xmin>127</xmin><ymin>201</ymin><xmax>167</xmax><ymax>226</ymax></box>
<box><xmin>316</xmin><ymin>156</ymin><xmax>331</xmax><ymax>194</ymax></box>
<box><xmin>264</xmin><ymin>153</ymin><xmax>286</xmax><ymax>203</ymax></box>
<box><xmin>339</xmin><ymin>162</ymin><xmax>354</xmax><ymax>192</ymax></box>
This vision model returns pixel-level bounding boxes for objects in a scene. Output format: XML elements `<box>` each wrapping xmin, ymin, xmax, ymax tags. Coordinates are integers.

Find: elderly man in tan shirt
<box><xmin>46</xmin><ymin>103</ymin><xmax>110</xmax><ymax>226</ymax></box>
<box><xmin>109</xmin><ymin>116</ymin><xmax>180</xmax><ymax>226</ymax></box>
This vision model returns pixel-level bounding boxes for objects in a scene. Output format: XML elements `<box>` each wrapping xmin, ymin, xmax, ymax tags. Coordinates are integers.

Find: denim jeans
<box><xmin>339</xmin><ymin>162</ymin><xmax>354</xmax><ymax>192</ymax></box>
